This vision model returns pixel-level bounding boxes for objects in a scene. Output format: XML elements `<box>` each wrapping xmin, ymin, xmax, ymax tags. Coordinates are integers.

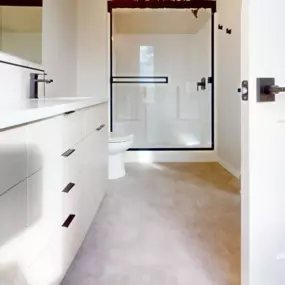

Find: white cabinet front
<box><xmin>0</xmin><ymin>126</ymin><xmax>27</xmax><ymax>196</ymax></box>
<box><xmin>0</xmin><ymin>102</ymin><xmax>108</xmax><ymax>285</ymax></box>
<box><xmin>0</xmin><ymin>180</ymin><xmax>27</xmax><ymax>248</ymax></box>
<box><xmin>61</xmin><ymin>109</ymin><xmax>86</xmax><ymax>152</ymax></box>
<box><xmin>0</xmin><ymin>181</ymin><xmax>27</xmax><ymax>285</ymax></box>
<box><xmin>27</xmin><ymin>116</ymin><xmax>63</xmax><ymax>176</ymax></box>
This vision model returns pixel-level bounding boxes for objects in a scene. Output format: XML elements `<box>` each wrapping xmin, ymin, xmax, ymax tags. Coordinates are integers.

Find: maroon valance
<box><xmin>108</xmin><ymin>0</ymin><xmax>216</xmax><ymax>13</ymax></box>
<box><xmin>0</xmin><ymin>0</ymin><xmax>42</xmax><ymax>6</ymax></box>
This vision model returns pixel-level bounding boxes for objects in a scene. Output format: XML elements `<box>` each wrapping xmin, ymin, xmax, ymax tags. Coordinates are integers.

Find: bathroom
<box><xmin>0</xmin><ymin>1</ymin><xmax>241</xmax><ymax>285</ymax></box>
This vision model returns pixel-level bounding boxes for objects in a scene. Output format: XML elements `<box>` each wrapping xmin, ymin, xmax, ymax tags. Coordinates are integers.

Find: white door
<box><xmin>241</xmin><ymin>0</ymin><xmax>285</xmax><ymax>284</ymax></box>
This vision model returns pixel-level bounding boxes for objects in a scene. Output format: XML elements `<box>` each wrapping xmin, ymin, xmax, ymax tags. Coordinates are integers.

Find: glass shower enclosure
<box><xmin>110</xmin><ymin>8</ymin><xmax>214</xmax><ymax>150</ymax></box>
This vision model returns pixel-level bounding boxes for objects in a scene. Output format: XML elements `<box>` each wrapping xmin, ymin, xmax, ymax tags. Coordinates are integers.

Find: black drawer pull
<box><xmin>96</xmin><ymin>124</ymin><xmax>106</xmax><ymax>131</ymax></box>
<box><xmin>64</xmin><ymin>110</ymin><xmax>75</xmax><ymax>115</ymax></box>
<box><xmin>62</xmin><ymin>149</ymin><xmax>76</xmax><ymax>157</ymax></box>
<box><xmin>62</xmin><ymin>214</ymin><xmax>76</xmax><ymax>228</ymax></box>
<box><xmin>62</xmin><ymin>182</ymin><xmax>75</xmax><ymax>193</ymax></box>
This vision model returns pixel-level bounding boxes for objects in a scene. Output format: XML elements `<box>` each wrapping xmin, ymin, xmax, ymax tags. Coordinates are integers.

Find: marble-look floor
<box><xmin>61</xmin><ymin>163</ymin><xmax>240</xmax><ymax>285</ymax></box>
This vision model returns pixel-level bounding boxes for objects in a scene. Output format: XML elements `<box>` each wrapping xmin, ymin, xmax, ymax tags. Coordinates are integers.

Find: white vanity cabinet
<box><xmin>0</xmin><ymin>126</ymin><xmax>27</xmax><ymax>196</ymax></box>
<box><xmin>0</xmin><ymin>102</ymin><xmax>108</xmax><ymax>285</ymax></box>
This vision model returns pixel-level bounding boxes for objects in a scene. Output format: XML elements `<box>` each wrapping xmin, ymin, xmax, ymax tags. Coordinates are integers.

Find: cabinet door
<box><xmin>23</xmin><ymin>164</ymin><xmax>62</xmax><ymax>267</ymax></box>
<box><xmin>85</xmin><ymin>103</ymin><xmax>108</xmax><ymax>136</ymax></box>
<box><xmin>0</xmin><ymin>267</ymin><xmax>26</xmax><ymax>285</ymax></box>
<box><xmin>83</xmin><ymin>125</ymin><xmax>108</xmax><ymax>216</ymax></box>
<box><xmin>61</xmin><ymin>139</ymin><xmax>86</xmax><ymax>220</ymax></box>
<box><xmin>0</xmin><ymin>126</ymin><xmax>27</xmax><ymax>196</ymax></box>
<box><xmin>0</xmin><ymin>181</ymin><xmax>27</xmax><ymax>285</ymax></box>
<box><xmin>96</xmin><ymin>119</ymin><xmax>108</xmax><ymax>209</ymax></box>
<box><xmin>0</xmin><ymin>181</ymin><xmax>27</xmax><ymax>247</ymax></box>
<box><xmin>61</xmin><ymin>109</ymin><xmax>86</xmax><ymax>152</ymax></box>
<box><xmin>96</xmin><ymin>103</ymin><xmax>108</xmax><ymax>208</ymax></box>
<box><xmin>27</xmin><ymin>116</ymin><xmax>63</xmax><ymax>176</ymax></box>
<box><xmin>26</xmin><ymin>209</ymin><xmax>85</xmax><ymax>285</ymax></box>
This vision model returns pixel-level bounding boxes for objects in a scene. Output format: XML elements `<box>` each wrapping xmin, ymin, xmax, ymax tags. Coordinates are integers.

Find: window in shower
<box><xmin>111</xmin><ymin>8</ymin><xmax>214</xmax><ymax>151</ymax></box>
<box><xmin>140</xmin><ymin>46</ymin><xmax>154</xmax><ymax>76</ymax></box>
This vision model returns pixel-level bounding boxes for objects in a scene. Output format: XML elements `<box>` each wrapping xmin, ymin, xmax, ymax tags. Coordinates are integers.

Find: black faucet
<box><xmin>197</xmin><ymin>77</ymin><xmax>206</xmax><ymax>91</ymax></box>
<box><xmin>30</xmin><ymin>73</ymin><xmax>53</xmax><ymax>99</ymax></box>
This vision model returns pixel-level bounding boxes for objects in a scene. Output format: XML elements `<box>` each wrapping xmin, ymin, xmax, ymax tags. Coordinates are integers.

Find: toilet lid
<box><xmin>109</xmin><ymin>133</ymin><xmax>134</xmax><ymax>143</ymax></box>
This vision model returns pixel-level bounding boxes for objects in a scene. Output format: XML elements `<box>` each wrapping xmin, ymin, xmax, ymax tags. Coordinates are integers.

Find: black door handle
<box><xmin>197</xmin><ymin>77</ymin><xmax>206</xmax><ymax>91</ymax></box>
<box><xmin>62</xmin><ymin>149</ymin><xmax>76</xmax><ymax>157</ymax></box>
<box><xmin>62</xmin><ymin>182</ymin><xmax>76</xmax><ymax>193</ymax></box>
<box><xmin>64</xmin><ymin>110</ymin><xmax>75</xmax><ymax>115</ymax></box>
<box><xmin>96</xmin><ymin>124</ymin><xmax>106</xmax><ymax>131</ymax></box>
<box><xmin>62</xmin><ymin>214</ymin><xmax>76</xmax><ymax>228</ymax></box>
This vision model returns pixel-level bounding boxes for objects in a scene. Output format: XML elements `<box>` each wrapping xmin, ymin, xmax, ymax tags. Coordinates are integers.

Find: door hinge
<box><xmin>238</xmin><ymin>80</ymin><xmax>248</xmax><ymax>101</ymax></box>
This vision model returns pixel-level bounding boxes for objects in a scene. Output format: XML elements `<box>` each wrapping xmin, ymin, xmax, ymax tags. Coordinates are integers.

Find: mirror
<box><xmin>0</xmin><ymin>6</ymin><xmax>42</xmax><ymax>64</ymax></box>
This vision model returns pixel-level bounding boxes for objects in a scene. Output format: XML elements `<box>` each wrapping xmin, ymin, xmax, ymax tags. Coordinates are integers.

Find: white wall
<box><xmin>77</xmin><ymin>0</ymin><xmax>108</xmax><ymax>99</ymax></box>
<box><xmin>216</xmin><ymin>0</ymin><xmax>242</xmax><ymax>177</ymax></box>
<box><xmin>0</xmin><ymin>0</ymin><xmax>108</xmax><ymax>101</ymax></box>
<box><xmin>43</xmin><ymin>0</ymin><xmax>108</xmax><ymax>99</ymax></box>
<box><xmin>0</xmin><ymin>52</ymin><xmax>44</xmax><ymax>100</ymax></box>
<box><xmin>42</xmin><ymin>0</ymin><xmax>77</xmax><ymax>98</ymax></box>
<box><xmin>114</xmin><ymin>9</ymin><xmax>211</xmax><ymax>34</ymax></box>
<box><xmin>1</xmin><ymin>32</ymin><xmax>42</xmax><ymax>64</ymax></box>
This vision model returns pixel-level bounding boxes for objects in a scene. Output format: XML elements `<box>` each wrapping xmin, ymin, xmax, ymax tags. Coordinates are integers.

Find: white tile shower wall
<box><xmin>113</xmin><ymin>31</ymin><xmax>212</xmax><ymax>149</ymax></box>
<box><xmin>0</xmin><ymin>52</ymin><xmax>44</xmax><ymax>100</ymax></box>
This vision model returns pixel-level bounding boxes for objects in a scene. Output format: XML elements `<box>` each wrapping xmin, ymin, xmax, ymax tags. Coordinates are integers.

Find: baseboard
<box><xmin>218</xmin><ymin>158</ymin><xmax>240</xmax><ymax>178</ymax></box>
<box><xmin>125</xmin><ymin>151</ymin><xmax>218</xmax><ymax>163</ymax></box>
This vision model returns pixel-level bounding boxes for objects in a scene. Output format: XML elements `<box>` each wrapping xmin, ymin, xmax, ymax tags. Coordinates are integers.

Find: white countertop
<box><xmin>0</xmin><ymin>97</ymin><xmax>108</xmax><ymax>130</ymax></box>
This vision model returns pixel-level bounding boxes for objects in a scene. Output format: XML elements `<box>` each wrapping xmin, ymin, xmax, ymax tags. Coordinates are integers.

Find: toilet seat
<box><xmin>109</xmin><ymin>133</ymin><xmax>134</xmax><ymax>143</ymax></box>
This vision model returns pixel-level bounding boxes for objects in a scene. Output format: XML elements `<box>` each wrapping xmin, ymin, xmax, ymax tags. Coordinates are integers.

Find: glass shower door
<box><xmin>112</xmin><ymin>11</ymin><xmax>213</xmax><ymax>150</ymax></box>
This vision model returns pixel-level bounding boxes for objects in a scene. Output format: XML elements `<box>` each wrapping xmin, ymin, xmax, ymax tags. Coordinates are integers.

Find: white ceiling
<box><xmin>0</xmin><ymin>6</ymin><xmax>42</xmax><ymax>33</ymax></box>
<box><xmin>113</xmin><ymin>9</ymin><xmax>211</xmax><ymax>34</ymax></box>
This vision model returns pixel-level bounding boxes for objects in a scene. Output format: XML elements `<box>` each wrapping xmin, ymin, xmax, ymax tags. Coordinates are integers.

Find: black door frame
<box><xmin>109</xmin><ymin>2</ymin><xmax>216</xmax><ymax>151</ymax></box>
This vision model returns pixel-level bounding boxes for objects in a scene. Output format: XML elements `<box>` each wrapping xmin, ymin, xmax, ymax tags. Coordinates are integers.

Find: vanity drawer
<box><xmin>27</xmin><ymin>116</ymin><xmax>63</xmax><ymax>176</ymax></box>
<box><xmin>23</xmin><ymin>165</ymin><xmax>63</xmax><ymax>267</ymax></box>
<box><xmin>26</xmin><ymin>209</ymin><xmax>85</xmax><ymax>285</ymax></box>
<box><xmin>60</xmin><ymin>138</ymin><xmax>86</xmax><ymax>219</ymax></box>
<box><xmin>0</xmin><ymin>264</ymin><xmax>26</xmax><ymax>285</ymax></box>
<box><xmin>0</xmin><ymin>126</ymin><xmax>27</xmax><ymax>196</ymax></box>
<box><xmin>83</xmin><ymin>130</ymin><xmax>107</xmax><ymax>210</ymax></box>
<box><xmin>61</xmin><ymin>140</ymin><xmax>85</xmax><ymax>185</ymax></box>
<box><xmin>62</xmin><ymin>109</ymin><xmax>86</xmax><ymax>152</ymax></box>
<box><xmin>61</xmin><ymin>177</ymin><xmax>84</xmax><ymax>221</ymax></box>
<box><xmin>0</xmin><ymin>180</ymin><xmax>27</xmax><ymax>248</ymax></box>
<box><xmin>85</xmin><ymin>103</ymin><xmax>108</xmax><ymax>136</ymax></box>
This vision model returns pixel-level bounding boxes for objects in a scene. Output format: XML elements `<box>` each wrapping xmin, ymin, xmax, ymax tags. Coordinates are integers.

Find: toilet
<box><xmin>108</xmin><ymin>133</ymin><xmax>134</xmax><ymax>180</ymax></box>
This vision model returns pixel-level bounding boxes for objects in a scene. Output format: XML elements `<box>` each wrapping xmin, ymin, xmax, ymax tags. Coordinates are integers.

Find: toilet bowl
<box><xmin>108</xmin><ymin>133</ymin><xmax>134</xmax><ymax>180</ymax></box>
